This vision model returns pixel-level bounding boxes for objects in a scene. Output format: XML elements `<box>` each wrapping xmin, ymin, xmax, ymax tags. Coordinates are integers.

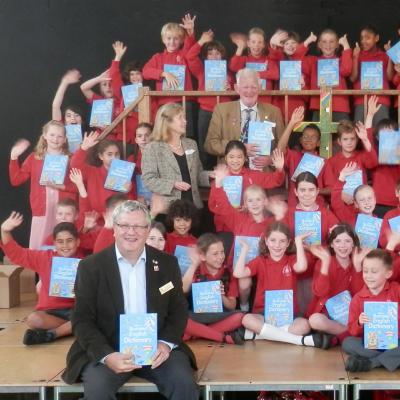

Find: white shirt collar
<box><xmin>115</xmin><ymin>244</ymin><xmax>147</xmax><ymax>265</ymax></box>
<box><xmin>239</xmin><ymin>101</ymin><xmax>258</xmax><ymax>113</ymax></box>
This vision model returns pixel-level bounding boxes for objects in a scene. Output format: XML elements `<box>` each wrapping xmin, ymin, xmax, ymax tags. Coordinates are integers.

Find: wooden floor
<box><xmin>0</xmin><ymin>297</ymin><xmax>399</xmax><ymax>399</ymax></box>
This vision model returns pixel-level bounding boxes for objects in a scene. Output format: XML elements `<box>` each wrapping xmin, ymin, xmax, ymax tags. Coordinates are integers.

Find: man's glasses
<box><xmin>115</xmin><ymin>223</ymin><xmax>149</xmax><ymax>233</ymax></box>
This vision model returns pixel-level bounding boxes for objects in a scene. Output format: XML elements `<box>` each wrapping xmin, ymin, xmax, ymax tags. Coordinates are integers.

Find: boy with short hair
<box><xmin>343</xmin><ymin>249</ymin><xmax>400</xmax><ymax>372</ymax></box>
<box><xmin>1</xmin><ymin>212</ymin><xmax>84</xmax><ymax>345</ymax></box>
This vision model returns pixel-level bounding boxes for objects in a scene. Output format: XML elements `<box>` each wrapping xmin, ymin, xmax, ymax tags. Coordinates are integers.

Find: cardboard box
<box><xmin>0</xmin><ymin>265</ymin><xmax>23</xmax><ymax>308</ymax></box>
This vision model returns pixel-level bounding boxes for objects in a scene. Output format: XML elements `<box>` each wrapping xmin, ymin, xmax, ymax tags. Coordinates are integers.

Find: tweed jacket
<box><xmin>204</xmin><ymin>100</ymin><xmax>284</xmax><ymax>157</ymax></box>
<box><xmin>141</xmin><ymin>137</ymin><xmax>210</xmax><ymax>209</ymax></box>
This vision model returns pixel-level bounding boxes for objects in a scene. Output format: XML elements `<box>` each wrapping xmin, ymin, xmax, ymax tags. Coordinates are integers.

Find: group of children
<box><xmin>2</xmin><ymin>15</ymin><xmax>400</xmax><ymax>399</ymax></box>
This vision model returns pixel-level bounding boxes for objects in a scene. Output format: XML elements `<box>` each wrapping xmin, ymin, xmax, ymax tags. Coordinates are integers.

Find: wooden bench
<box><xmin>199</xmin><ymin>341</ymin><xmax>349</xmax><ymax>400</ymax></box>
<box><xmin>49</xmin><ymin>340</ymin><xmax>216</xmax><ymax>400</ymax></box>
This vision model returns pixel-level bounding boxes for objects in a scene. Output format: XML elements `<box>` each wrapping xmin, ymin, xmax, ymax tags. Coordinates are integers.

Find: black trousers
<box><xmin>81</xmin><ymin>349</ymin><xmax>199</xmax><ymax>400</ymax></box>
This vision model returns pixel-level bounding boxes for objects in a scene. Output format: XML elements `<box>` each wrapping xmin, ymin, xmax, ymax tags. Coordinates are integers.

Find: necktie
<box><xmin>240</xmin><ymin>108</ymin><xmax>252</xmax><ymax>143</ymax></box>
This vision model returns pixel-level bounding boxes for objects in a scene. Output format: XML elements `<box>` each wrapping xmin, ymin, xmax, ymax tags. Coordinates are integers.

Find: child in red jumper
<box><xmin>164</xmin><ymin>199</ymin><xmax>198</xmax><ymax>254</ymax></box>
<box><xmin>331</xmin><ymin>162</ymin><xmax>377</xmax><ymax>225</ymax></box>
<box><xmin>234</xmin><ymin>222</ymin><xmax>331</xmax><ymax>348</ymax></box>
<box><xmin>209</xmin><ymin>142</ymin><xmax>285</xmax><ymax>232</ymax></box>
<box><xmin>365</xmin><ymin>95</ymin><xmax>400</xmax><ymax>218</ymax></box>
<box><xmin>70</xmin><ymin>131</ymin><xmax>135</xmax><ymax>216</ymax></box>
<box><xmin>277</xmin><ymin>106</ymin><xmax>329</xmax><ymax>206</ymax></box>
<box><xmin>307</xmin><ymin>224</ymin><xmax>365</xmax><ymax>344</ymax></box>
<box><xmin>142</xmin><ymin>14</ymin><xmax>196</xmax><ymax>134</ymax></box>
<box><xmin>343</xmin><ymin>249</ymin><xmax>400</xmax><ymax>372</ymax></box>
<box><xmin>1</xmin><ymin>212</ymin><xmax>84</xmax><ymax>345</ymax></box>
<box><xmin>351</xmin><ymin>25</ymin><xmax>394</xmax><ymax>125</ymax></box>
<box><xmin>324</xmin><ymin>120</ymin><xmax>378</xmax><ymax>193</ymax></box>
<box><xmin>9</xmin><ymin>120</ymin><xmax>76</xmax><ymax>249</ymax></box>
<box><xmin>380</xmin><ymin>180</ymin><xmax>400</xmax><ymax>251</ymax></box>
<box><xmin>186</xmin><ymin>29</ymin><xmax>233</xmax><ymax>168</ymax></box>
<box><xmin>299</xmin><ymin>29</ymin><xmax>352</xmax><ymax>121</ymax></box>
<box><xmin>229</xmin><ymin>27</ymin><xmax>279</xmax><ymax>104</ymax></box>
<box><xmin>182</xmin><ymin>233</ymin><xmax>244</xmax><ymax>345</ymax></box>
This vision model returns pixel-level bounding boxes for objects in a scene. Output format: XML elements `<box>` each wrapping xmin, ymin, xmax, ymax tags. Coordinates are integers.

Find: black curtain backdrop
<box><xmin>0</xmin><ymin>0</ymin><xmax>398</xmax><ymax>244</ymax></box>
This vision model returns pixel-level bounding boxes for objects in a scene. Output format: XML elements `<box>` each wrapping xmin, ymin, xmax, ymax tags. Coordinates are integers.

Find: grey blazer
<box><xmin>141</xmin><ymin>137</ymin><xmax>210</xmax><ymax>209</ymax></box>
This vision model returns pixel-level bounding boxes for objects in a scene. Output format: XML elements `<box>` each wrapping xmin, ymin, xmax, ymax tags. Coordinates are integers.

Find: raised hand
<box><xmin>98</xmin><ymin>69</ymin><xmax>111</xmax><ymax>82</ymax></box>
<box><xmin>304</xmin><ymin>31</ymin><xmax>317</xmax><ymax>47</ymax></box>
<box><xmin>150</xmin><ymin>194</ymin><xmax>168</xmax><ymax>218</ymax></box>
<box><xmin>61</xmin><ymin>69</ymin><xmax>81</xmax><ymax>85</ymax></box>
<box><xmin>83</xmin><ymin>211</ymin><xmax>99</xmax><ymax>231</ymax></box>
<box><xmin>69</xmin><ymin>168</ymin><xmax>84</xmax><ymax>186</ymax></box>
<box><xmin>198</xmin><ymin>29</ymin><xmax>214</xmax><ymax>46</ymax></box>
<box><xmin>270</xmin><ymin>30</ymin><xmax>288</xmax><ymax>48</ymax></box>
<box><xmin>188</xmin><ymin>246</ymin><xmax>201</xmax><ymax>267</ymax></box>
<box><xmin>384</xmin><ymin>40</ymin><xmax>392</xmax><ymax>52</ymax></box>
<box><xmin>81</xmin><ymin>131</ymin><xmax>100</xmax><ymax>151</ymax></box>
<box><xmin>10</xmin><ymin>139</ymin><xmax>30</xmax><ymax>160</ymax></box>
<box><xmin>338</xmin><ymin>161</ymin><xmax>358</xmax><ymax>181</ymax></box>
<box><xmin>289</xmin><ymin>106</ymin><xmax>305</xmax><ymax>127</ymax></box>
<box><xmin>367</xmin><ymin>95</ymin><xmax>382</xmax><ymax>117</ymax></box>
<box><xmin>353</xmin><ymin>42</ymin><xmax>361</xmax><ymax>58</ymax></box>
<box><xmin>230</xmin><ymin>32</ymin><xmax>247</xmax><ymax>50</ymax></box>
<box><xmin>180</xmin><ymin>13</ymin><xmax>196</xmax><ymax>35</ymax></box>
<box><xmin>338</xmin><ymin>34</ymin><xmax>350</xmax><ymax>49</ymax></box>
<box><xmin>352</xmin><ymin>247</ymin><xmax>372</xmax><ymax>272</ymax></box>
<box><xmin>112</xmin><ymin>41</ymin><xmax>127</xmax><ymax>61</ymax></box>
<box><xmin>1</xmin><ymin>211</ymin><xmax>24</xmax><ymax>232</ymax></box>
<box><xmin>308</xmin><ymin>244</ymin><xmax>331</xmax><ymax>264</ymax></box>
<box><xmin>271</xmin><ymin>148</ymin><xmax>284</xmax><ymax>170</ymax></box>
<box><xmin>355</xmin><ymin>121</ymin><xmax>368</xmax><ymax>141</ymax></box>
<box><xmin>265</xmin><ymin>198</ymin><xmax>288</xmax><ymax>221</ymax></box>
<box><xmin>213</xmin><ymin>163</ymin><xmax>229</xmax><ymax>187</ymax></box>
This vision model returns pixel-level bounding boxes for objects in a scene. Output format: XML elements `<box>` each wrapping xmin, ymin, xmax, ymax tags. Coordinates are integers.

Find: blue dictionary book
<box><xmin>379</xmin><ymin>130</ymin><xmax>400</xmax><ymax>165</ymax></box>
<box><xmin>89</xmin><ymin>98</ymin><xmax>113</xmax><ymax>127</ymax></box>
<box><xmin>279</xmin><ymin>60</ymin><xmax>302</xmax><ymax>90</ymax></box>
<box><xmin>49</xmin><ymin>256</ymin><xmax>80</xmax><ymax>298</ymax></box>
<box><xmin>135</xmin><ymin>175</ymin><xmax>152</xmax><ymax>202</ymax></box>
<box><xmin>205</xmin><ymin>60</ymin><xmax>227</xmax><ymax>91</ymax></box>
<box><xmin>192</xmin><ymin>281</ymin><xmax>223</xmax><ymax>313</ymax></box>
<box><xmin>294</xmin><ymin>211</ymin><xmax>321</xmax><ymax>245</ymax></box>
<box><xmin>291</xmin><ymin>153</ymin><xmax>325</xmax><ymax>182</ymax></box>
<box><xmin>364</xmin><ymin>302</ymin><xmax>398</xmax><ymax>350</ymax></box>
<box><xmin>389</xmin><ymin>215</ymin><xmax>400</xmax><ymax>234</ymax></box>
<box><xmin>119</xmin><ymin>313</ymin><xmax>157</xmax><ymax>365</ymax></box>
<box><xmin>247</xmin><ymin>121</ymin><xmax>274</xmax><ymax>155</ymax></box>
<box><xmin>343</xmin><ymin>170</ymin><xmax>363</xmax><ymax>196</ymax></box>
<box><xmin>39</xmin><ymin>154</ymin><xmax>68</xmax><ymax>185</ymax></box>
<box><xmin>232</xmin><ymin>236</ymin><xmax>260</xmax><ymax>268</ymax></box>
<box><xmin>355</xmin><ymin>214</ymin><xmax>383</xmax><ymax>249</ymax></box>
<box><xmin>264</xmin><ymin>290</ymin><xmax>294</xmax><ymax>327</ymax></box>
<box><xmin>162</xmin><ymin>64</ymin><xmax>185</xmax><ymax>91</ymax></box>
<box><xmin>222</xmin><ymin>175</ymin><xmax>243</xmax><ymax>208</ymax></box>
<box><xmin>317</xmin><ymin>59</ymin><xmax>339</xmax><ymax>87</ymax></box>
<box><xmin>361</xmin><ymin>61</ymin><xmax>383</xmax><ymax>89</ymax></box>
<box><xmin>246</xmin><ymin>62</ymin><xmax>267</xmax><ymax>89</ymax></box>
<box><xmin>65</xmin><ymin>124</ymin><xmax>82</xmax><ymax>153</ymax></box>
<box><xmin>387</xmin><ymin>41</ymin><xmax>400</xmax><ymax>64</ymax></box>
<box><xmin>325</xmin><ymin>290</ymin><xmax>352</xmax><ymax>326</ymax></box>
<box><xmin>174</xmin><ymin>245</ymin><xmax>192</xmax><ymax>275</ymax></box>
<box><xmin>104</xmin><ymin>159</ymin><xmax>135</xmax><ymax>193</ymax></box>
<box><xmin>121</xmin><ymin>83</ymin><xmax>142</xmax><ymax>108</ymax></box>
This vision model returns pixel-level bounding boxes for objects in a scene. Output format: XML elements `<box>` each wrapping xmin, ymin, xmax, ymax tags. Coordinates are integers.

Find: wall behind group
<box><xmin>0</xmin><ymin>0</ymin><xmax>398</xmax><ymax>244</ymax></box>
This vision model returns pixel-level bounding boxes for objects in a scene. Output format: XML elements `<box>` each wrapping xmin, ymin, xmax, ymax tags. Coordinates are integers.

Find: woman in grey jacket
<box><xmin>142</xmin><ymin>103</ymin><xmax>210</xmax><ymax>209</ymax></box>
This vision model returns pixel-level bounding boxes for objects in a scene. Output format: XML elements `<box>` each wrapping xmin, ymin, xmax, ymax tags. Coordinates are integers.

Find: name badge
<box><xmin>159</xmin><ymin>281</ymin><xmax>174</xmax><ymax>295</ymax></box>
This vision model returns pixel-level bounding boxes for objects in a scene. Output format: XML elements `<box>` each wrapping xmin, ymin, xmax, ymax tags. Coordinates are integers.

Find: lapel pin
<box><xmin>154</xmin><ymin>265</ymin><xmax>159</xmax><ymax>271</ymax></box>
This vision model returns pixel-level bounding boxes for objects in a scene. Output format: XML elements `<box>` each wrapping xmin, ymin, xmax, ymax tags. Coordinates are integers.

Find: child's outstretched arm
<box><xmin>181</xmin><ymin>246</ymin><xmax>201</xmax><ymax>293</ymax></box>
<box><xmin>277</xmin><ymin>106</ymin><xmax>304</xmax><ymax>152</ymax></box>
<box><xmin>349</xmin><ymin>42</ymin><xmax>360</xmax><ymax>83</ymax></box>
<box><xmin>232</xmin><ymin>239</ymin><xmax>251</xmax><ymax>278</ymax></box>
<box><xmin>303</xmin><ymin>31</ymin><xmax>317</xmax><ymax>48</ymax></box>
<box><xmin>9</xmin><ymin>139</ymin><xmax>32</xmax><ymax>186</ymax></box>
<box><xmin>186</xmin><ymin>30</ymin><xmax>214</xmax><ymax>79</ymax></box>
<box><xmin>230</xmin><ymin>32</ymin><xmax>247</xmax><ymax>57</ymax></box>
<box><xmin>52</xmin><ymin>69</ymin><xmax>81</xmax><ymax>121</ymax></box>
<box><xmin>309</xmin><ymin>244</ymin><xmax>331</xmax><ymax>297</ymax></box>
<box><xmin>293</xmin><ymin>233</ymin><xmax>310</xmax><ymax>273</ymax></box>
<box><xmin>80</xmin><ymin>70</ymin><xmax>111</xmax><ymax>100</ymax></box>
<box><xmin>180</xmin><ymin>13</ymin><xmax>196</xmax><ymax>44</ymax></box>
<box><xmin>1</xmin><ymin>211</ymin><xmax>23</xmax><ymax>245</ymax></box>
<box><xmin>364</xmin><ymin>95</ymin><xmax>381</xmax><ymax>130</ymax></box>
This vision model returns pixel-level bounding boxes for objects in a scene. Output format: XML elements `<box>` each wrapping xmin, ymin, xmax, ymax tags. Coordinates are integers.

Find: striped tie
<box><xmin>240</xmin><ymin>108</ymin><xmax>252</xmax><ymax>143</ymax></box>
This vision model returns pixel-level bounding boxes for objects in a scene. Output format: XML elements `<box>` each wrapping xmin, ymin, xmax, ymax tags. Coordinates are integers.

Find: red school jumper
<box><xmin>1</xmin><ymin>240</ymin><xmax>84</xmax><ymax>311</ymax></box>
<box><xmin>70</xmin><ymin>148</ymin><xmax>135</xmax><ymax>215</ymax></box>
<box><xmin>347</xmin><ymin>281</ymin><xmax>400</xmax><ymax>337</ymax></box>
<box><xmin>379</xmin><ymin>207</ymin><xmax>400</xmax><ymax>251</ymax></box>
<box><xmin>299</xmin><ymin>45</ymin><xmax>352</xmax><ymax>114</ymax></box>
<box><xmin>229</xmin><ymin>53</ymin><xmax>279</xmax><ymax>104</ymax></box>
<box><xmin>353</xmin><ymin>49</ymin><xmax>391</xmax><ymax>108</ymax></box>
<box><xmin>307</xmin><ymin>257</ymin><xmax>364</xmax><ymax>317</ymax></box>
<box><xmin>164</xmin><ymin>232</ymin><xmax>197</xmax><ymax>255</ymax></box>
<box><xmin>142</xmin><ymin>34</ymin><xmax>196</xmax><ymax>107</ymax></box>
<box><xmin>185</xmin><ymin>42</ymin><xmax>234</xmax><ymax>112</ymax></box>
<box><xmin>208</xmin><ymin>167</ymin><xmax>285</xmax><ymax>232</ymax></box>
<box><xmin>247</xmin><ymin>254</ymin><xmax>299</xmax><ymax>314</ymax></box>
<box><xmin>9</xmin><ymin>154</ymin><xmax>76</xmax><ymax>217</ymax></box>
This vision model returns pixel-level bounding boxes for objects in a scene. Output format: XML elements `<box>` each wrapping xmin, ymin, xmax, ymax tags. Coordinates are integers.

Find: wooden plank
<box><xmin>0</xmin><ymin>346</ymin><xmax>68</xmax><ymax>385</ymax></box>
<box><xmin>200</xmin><ymin>341</ymin><xmax>347</xmax><ymax>385</ymax></box>
<box><xmin>0</xmin><ymin>293</ymin><xmax>36</xmax><ymax>326</ymax></box>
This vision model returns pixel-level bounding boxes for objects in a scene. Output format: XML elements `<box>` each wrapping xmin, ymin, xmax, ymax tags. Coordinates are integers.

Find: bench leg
<box><xmin>353</xmin><ymin>384</ymin><xmax>360</xmax><ymax>400</ymax></box>
<box><xmin>39</xmin><ymin>386</ymin><xmax>46</xmax><ymax>400</ymax></box>
<box><xmin>339</xmin><ymin>384</ymin><xmax>348</xmax><ymax>400</ymax></box>
<box><xmin>203</xmin><ymin>385</ymin><xmax>211</xmax><ymax>400</ymax></box>
<box><xmin>219</xmin><ymin>391</ymin><xmax>225</xmax><ymax>400</ymax></box>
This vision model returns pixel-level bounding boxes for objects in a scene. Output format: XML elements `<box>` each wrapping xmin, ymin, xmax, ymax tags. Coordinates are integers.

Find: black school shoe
<box><xmin>23</xmin><ymin>329</ymin><xmax>56</xmax><ymax>345</ymax></box>
<box><xmin>345</xmin><ymin>355</ymin><xmax>372</xmax><ymax>372</ymax></box>
<box><xmin>305</xmin><ymin>332</ymin><xmax>333</xmax><ymax>349</ymax></box>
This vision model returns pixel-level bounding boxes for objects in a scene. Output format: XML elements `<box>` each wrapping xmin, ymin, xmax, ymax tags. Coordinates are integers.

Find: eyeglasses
<box><xmin>115</xmin><ymin>223</ymin><xmax>149</xmax><ymax>232</ymax></box>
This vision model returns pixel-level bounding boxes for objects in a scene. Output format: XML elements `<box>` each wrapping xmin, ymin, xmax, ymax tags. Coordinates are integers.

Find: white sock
<box><xmin>240</xmin><ymin>302</ymin><xmax>249</xmax><ymax>312</ymax></box>
<box><xmin>302</xmin><ymin>335</ymin><xmax>315</xmax><ymax>346</ymax></box>
<box><xmin>255</xmin><ymin>323</ymin><xmax>306</xmax><ymax>346</ymax></box>
<box><xmin>244</xmin><ymin>329</ymin><xmax>255</xmax><ymax>340</ymax></box>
